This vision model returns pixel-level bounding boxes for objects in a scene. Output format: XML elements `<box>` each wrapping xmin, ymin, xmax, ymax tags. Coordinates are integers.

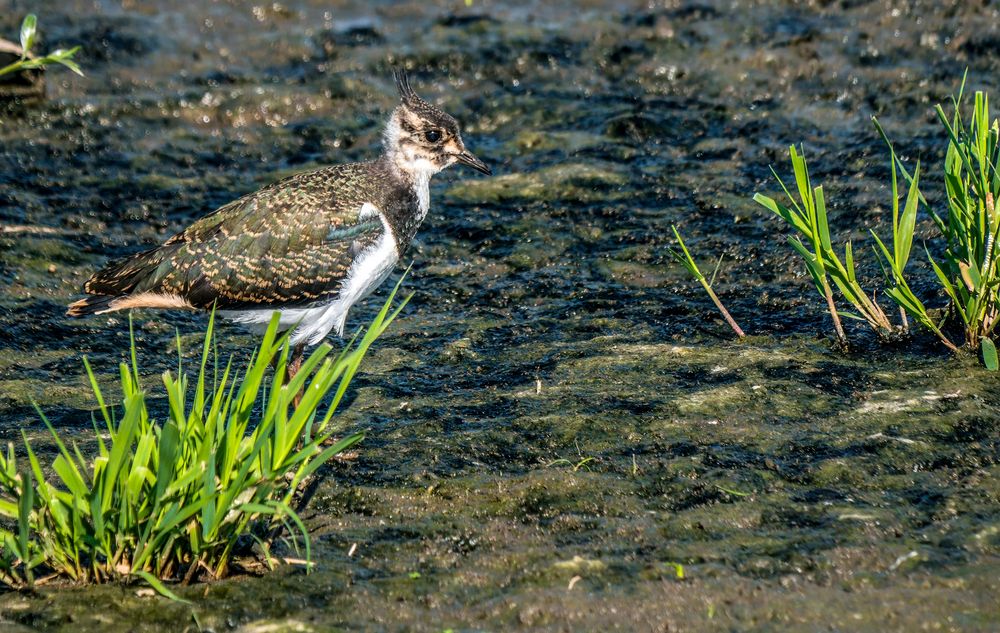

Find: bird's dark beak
<box><xmin>454</xmin><ymin>151</ymin><xmax>492</xmax><ymax>176</ymax></box>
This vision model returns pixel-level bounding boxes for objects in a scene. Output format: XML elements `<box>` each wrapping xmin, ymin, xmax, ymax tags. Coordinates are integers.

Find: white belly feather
<box><xmin>220</xmin><ymin>203</ymin><xmax>398</xmax><ymax>346</ymax></box>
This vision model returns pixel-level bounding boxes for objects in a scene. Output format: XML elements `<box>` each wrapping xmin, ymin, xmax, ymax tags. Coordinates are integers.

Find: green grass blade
<box><xmin>670</xmin><ymin>226</ymin><xmax>705</xmax><ymax>281</ymax></box>
<box><xmin>844</xmin><ymin>240</ymin><xmax>856</xmax><ymax>283</ymax></box>
<box><xmin>32</xmin><ymin>403</ymin><xmax>88</xmax><ymax>500</ymax></box>
<box><xmin>897</xmin><ymin>162</ymin><xmax>921</xmax><ymax>268</ymax></box>
<box><xmin>17</xmin><ymin>469</ymin><xmax>34</xmax><ymax>584</ymax></box>
<box><xmin>872</xmin><ymin>116</ymin><xmax>931</xmax><ymax>210</ymax></box>
<box><xmin>100</xmin><ymin>392</ymin><xmax>143</xmax><ymax>516</ymax></box>
<box><xmin>133</xmin><ymin>570</ymin><xmax>191</xmax><ymax>604</ymax></box>
<box><xmin>298</xmin><ymin>432</ymin><xmax>365</xmax><ymax>480</ymax></box>
<box><xmin>82</xmin><ymin>357</ymin><xmax>113</xmax><ymax>435</ymax></box>
<box><xmin>20</xmin><ymin>14</ymin><xmax>37</xmax><ymax>55</ymax></box>
<box><xmin>981</xmin><ymin>337</ymin><xmax>998</xmax><ymax>370</ymax></box>
<box><xmin>814</xmin><ymin>185</ymin><xmax>833</xmax><ymax>255</ymax></box>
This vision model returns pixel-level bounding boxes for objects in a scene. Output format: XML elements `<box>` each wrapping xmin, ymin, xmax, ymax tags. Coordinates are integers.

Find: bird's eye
<box><xmin>424</xmin><ymin>129</ymin><xmax>442</xmax><ymax>143</ymax></box>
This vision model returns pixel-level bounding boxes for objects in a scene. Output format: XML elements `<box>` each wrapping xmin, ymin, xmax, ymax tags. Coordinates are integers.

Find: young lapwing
<box><xmin>68</xmin><ymin>70</ymin><xmax>491</xmax><ymax>378</ymax></box>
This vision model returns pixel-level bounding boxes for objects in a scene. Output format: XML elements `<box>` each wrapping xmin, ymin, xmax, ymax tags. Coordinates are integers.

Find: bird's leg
<box><xmin>286</xmin><ymin>342</ymin><xmax>306</xmax><ymax>408</ymax></box>
<box><xmin>286</xmin><ymin>342</ymin><xmax>359</xmax><ymax>461</ymax></box>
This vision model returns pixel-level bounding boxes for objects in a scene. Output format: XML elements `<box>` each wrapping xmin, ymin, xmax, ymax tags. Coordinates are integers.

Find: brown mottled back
<box><xmin>84</xmin><ymin>159</ymin><xmax>416</xmax><ymax>309</ymax></box>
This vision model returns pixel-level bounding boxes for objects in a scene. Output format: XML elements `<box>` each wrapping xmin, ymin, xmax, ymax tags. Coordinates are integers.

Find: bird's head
<box><xmin>383</xmin><ymin>69</ymin><xmax>491</xmax><ymax>179</ymax></box>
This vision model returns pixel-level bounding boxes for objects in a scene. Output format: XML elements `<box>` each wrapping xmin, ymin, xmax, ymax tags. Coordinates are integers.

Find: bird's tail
<box><xmin>66</xmin><ymin>295</ymin><xmax>118</xmax><ymax>317</ymax></box>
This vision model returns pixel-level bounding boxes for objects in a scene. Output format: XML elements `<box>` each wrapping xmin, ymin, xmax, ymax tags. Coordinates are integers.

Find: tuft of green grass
<box><xmin>757</xmin><ymin>75</ymin><xmax>1000</xmax><ymax>367</ymax></box>
<box><xmin>872</xmin><ymin>74</ymin><xmax>1000</xmax><ymax>363</ymax></box>
<box><xmin>669</xmin><ymin>226</ymin><xmax>746</xmax><ymax>339</ymax></box>
<box><xmin>931</xmin><ymin>84</ymin><xmax>1000</xmax><ymax>354</ymax></box>
<box><xmin>0</xmin><ymin>282</ymin><xmax>409</xmax><ymax>595</ymax></box>
<box><xmin>664</xmin><ymin>561</ymin><xmax>685</xmax><ymax>580</ymax></box>
<box><xmin>0</xmin><ymin>14</ymin><xmax>83</xmax><ymax>79</ymax></box>
<box><xmin>870</xmin><ymin>118</ymin><xmax>958</xmax><ymax>352</ymax></box>
<box><xmin>754</xmin><ymin>146</ymin><xmax>897</xmax><ymax>346</ymax></box>
<box><xmin>545</xmin><ymin>456</ymin><xmax>596</xmax><ymax>472</ymax></box>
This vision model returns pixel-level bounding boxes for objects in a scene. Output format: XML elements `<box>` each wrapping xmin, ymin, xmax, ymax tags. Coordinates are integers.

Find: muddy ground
<box><xmin>1</xmin><ymin>1</ymin><xmax>999</xmax><ymax>631</ymax></box>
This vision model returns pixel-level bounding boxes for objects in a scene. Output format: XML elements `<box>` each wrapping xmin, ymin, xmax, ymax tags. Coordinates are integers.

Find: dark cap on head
<box><xmin>394</xmin><ymin>68</ymin><xmax>421</xmax><ymax>105</ymax></box>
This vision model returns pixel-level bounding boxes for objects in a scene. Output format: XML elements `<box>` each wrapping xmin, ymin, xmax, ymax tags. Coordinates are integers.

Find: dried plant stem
<box><xmin>670</xmin><ymin>226</ymin><xmax>747</xmax><ymax>340</ymax></box>
<box><xmin>700</xmin><ymin>280</ymin><xmax>745</xmax><ymax>338</ymax></box>
<box><xmin>942</xmin><ymin>336</ymin><xmax>961</xmax><ymax>353</ymax></box>
<box><xmin>822</xmin><ymin>279</ymin><xmax>848</xmax><ymax>346</ymax></box>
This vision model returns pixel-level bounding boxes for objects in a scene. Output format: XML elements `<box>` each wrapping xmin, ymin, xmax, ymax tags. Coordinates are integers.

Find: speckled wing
<box><xmin>84</xmin><ymin>165</ymin><xmax>385</xmax><ymax>309</ymax></box>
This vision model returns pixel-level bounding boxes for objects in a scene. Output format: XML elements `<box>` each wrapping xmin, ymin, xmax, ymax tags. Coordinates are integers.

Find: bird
<box><xmin>67</xmin><ymin>70</ymin><xmax>491</xmax><ymax>381</ymax></box>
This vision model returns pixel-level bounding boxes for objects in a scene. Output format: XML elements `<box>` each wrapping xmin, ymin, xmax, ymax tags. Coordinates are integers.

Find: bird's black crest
<box><xmin>394</xmin><ymin>68</ymin><xmax>417</xmax><ymax>102</ymax></box>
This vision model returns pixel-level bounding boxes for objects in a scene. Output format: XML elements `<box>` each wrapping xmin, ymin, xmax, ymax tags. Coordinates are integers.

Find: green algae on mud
<box><xmin>2</xmin><ymin>0</ymin><xmax>1000</xmax><ymax>630</ymax></box>
<box><xmin>446</xmin><ymin>163</ymin><xmax>628</xmax><ymax>205</ymax></box>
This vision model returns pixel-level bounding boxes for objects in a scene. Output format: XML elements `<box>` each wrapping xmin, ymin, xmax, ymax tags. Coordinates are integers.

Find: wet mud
<box><xmin>1</xmin><ymin>1</ymin><xmax>999</xmax><ymax>631</ymax></box>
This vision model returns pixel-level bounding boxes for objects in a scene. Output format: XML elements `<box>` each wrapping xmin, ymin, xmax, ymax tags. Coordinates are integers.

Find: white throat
<box><xmin>409</xmin><ymin>169</ymin><xmax>431</xmax><ymax>221</ymax></box>
<box><xmin>383</xmin><ymin>115</ymin><xmax>436</xmax><ymax>220</ymax></box>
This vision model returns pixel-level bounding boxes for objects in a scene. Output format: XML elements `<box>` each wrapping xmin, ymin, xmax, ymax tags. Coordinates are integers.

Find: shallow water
<box><xmin>1</xmin><ymin>1</ymin><xmax>999</xmax><ymax>631</ymax></box>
